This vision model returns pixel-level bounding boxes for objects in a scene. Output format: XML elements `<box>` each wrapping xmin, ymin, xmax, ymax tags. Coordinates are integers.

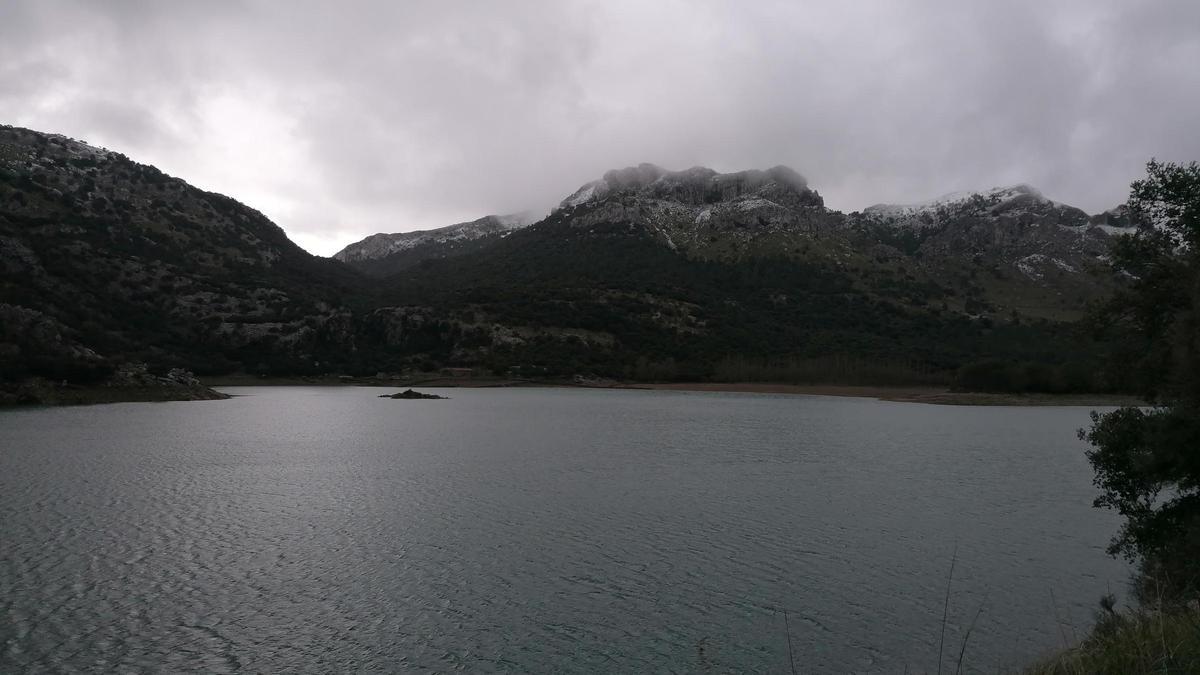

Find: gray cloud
<box><xmin>2</xmin><ymin>0</ymin><xmax>1197</xmax><ymax>254</ymax></box>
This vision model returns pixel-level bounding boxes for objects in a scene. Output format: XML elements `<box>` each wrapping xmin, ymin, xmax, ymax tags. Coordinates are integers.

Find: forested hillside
<box><xmin>0</xmin><ymin>125</ymin><xmax>1141</xmax><ymax>391</ymax></box>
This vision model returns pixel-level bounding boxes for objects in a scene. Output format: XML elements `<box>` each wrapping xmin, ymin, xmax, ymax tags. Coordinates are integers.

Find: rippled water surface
<box><xmin>1</xmin><ymin>387</ymin><xmax>1128</xmax><ymax>672</ymax></box>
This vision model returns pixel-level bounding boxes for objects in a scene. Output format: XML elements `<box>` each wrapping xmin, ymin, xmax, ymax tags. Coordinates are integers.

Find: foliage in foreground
<box><xmin>1082</xmin><ymin>159</ymin><xmax>1200</xmax><ymax>601</ymax></box>
<box><xmin>1027</xmin><ymin>604</ymin><xmax>1200</xmax><ymax>675</ymax></box>
<box><xmin>1025</xmin><ymin>160</ymin><xmax>1200</xmax><ymax>675</ymax></box>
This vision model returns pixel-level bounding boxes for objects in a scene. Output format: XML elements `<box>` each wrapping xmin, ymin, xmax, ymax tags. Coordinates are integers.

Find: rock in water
<box><xmin>379</xmin><ymin>389</ymin><xmax>447</xmax><ymax>400</ymax></box>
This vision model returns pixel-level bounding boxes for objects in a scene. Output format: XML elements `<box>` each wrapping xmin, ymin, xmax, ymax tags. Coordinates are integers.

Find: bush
<box><xmin>1027</xmin><ymin>604</ymin><xmax>1200</xmax><ymax>674</ymax></box>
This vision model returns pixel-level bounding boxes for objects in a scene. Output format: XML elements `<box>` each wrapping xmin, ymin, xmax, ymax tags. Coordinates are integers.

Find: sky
<box><xmin>2</xmin><ymin>1</ymin><xmax>1198</xmax><ymax>256</ymax></box>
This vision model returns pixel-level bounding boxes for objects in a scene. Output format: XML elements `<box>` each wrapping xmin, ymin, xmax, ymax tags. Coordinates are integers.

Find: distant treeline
<box><xmin>952</xmin><ymin>358</ymin><xmax>1108</xmax><ymax>394</ymax></box>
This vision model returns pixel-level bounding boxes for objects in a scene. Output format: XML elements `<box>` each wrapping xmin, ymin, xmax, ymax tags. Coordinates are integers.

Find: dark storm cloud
<box><xmin>2</xmin><ymin>0</ymin><xmax>1197</xmax><ymax>254</ymax></box>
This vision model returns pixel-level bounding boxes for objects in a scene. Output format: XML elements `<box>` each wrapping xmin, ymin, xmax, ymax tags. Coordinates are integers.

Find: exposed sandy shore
<box><xmin>202</xmin><ymin>374</ymin><xmax>533</xmax><ymax>388</ymax></box>
<box><xmin>616</xmin><ymin>382</ymin><xmax>1144</xmax><ymax>406</ymax></box>
<box><xmin>201</xmin><ymin>375</ymin><xmax>1143</xmax><ymax>406</ymax></box>
<box><xmin>618</xmin><ymin>382</ymin><xmax>940</xmax><ymax>397</ymax></box>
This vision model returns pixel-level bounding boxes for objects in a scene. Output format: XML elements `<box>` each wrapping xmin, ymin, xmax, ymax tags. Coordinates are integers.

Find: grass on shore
<box><xmin>1026</xmin><ymin>607</ymin><xmax>1200</xmax><ymax>674</ymax></box>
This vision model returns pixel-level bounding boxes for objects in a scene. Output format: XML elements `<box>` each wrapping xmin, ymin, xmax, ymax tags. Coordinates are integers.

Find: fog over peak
<box><xmin>2</xmin><ymin>0</ymin><xmax>1197</xmax><ymax>255</ymax></box>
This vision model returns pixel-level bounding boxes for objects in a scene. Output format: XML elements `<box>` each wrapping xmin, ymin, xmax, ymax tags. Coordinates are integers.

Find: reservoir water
<box><xmin>0</xmin><ymin>387</ymin><xmax>1129</xmax><ymax>672</ymax></box>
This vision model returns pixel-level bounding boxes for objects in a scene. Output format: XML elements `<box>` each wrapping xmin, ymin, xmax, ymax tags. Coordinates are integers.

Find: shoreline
<box><xmin>202</xmin><ymin>375</ymin><xmax>1142</xmax><ymax>407</ymax></box>
<box><xmin>0</xmin><ymin>382</ymin><xmax>230</xmax><ymax>407</ymax></box>
<box><xmin>202</xmin><ymin>374</ymin><xmax>541</xmax><ymax>388</ymax></box>
<box><xmin>614</xmin><ymin>382</ymin><xmax>1143</xmax><ymax>406</ymax></box>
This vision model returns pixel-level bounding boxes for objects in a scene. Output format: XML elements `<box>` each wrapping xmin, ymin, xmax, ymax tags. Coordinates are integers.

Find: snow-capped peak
<box><xmin>865</xmin><ymin>184</ymin><xmax>1048</xmax><ymax>218</ymax></box>
<box><xmin>333</xmin><ymin>211</ymin><xmax>540</xmax><ymax>262</ymax></box>
<box><xmin>555</xmin><ymin>163</ymin><xmax>818</xmax><ymax>212</ymax></box>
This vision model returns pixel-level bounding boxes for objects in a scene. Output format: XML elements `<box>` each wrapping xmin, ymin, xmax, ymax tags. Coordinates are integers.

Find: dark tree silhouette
<box><xmin>1083</xmin><ymin>159</ymin><xmax>1200</xmax><ymax>602</ymax></box>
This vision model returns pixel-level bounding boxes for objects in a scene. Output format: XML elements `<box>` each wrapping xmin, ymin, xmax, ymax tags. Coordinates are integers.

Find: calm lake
<box><xmin>0</xmin><ymin>387</ymin><xmax>1129</xmax><ymax>672</ymax></box>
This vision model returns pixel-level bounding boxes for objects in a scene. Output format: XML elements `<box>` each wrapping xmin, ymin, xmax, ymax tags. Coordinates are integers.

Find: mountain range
<box><xmin>0</xmin><ymin>124</ymin><xmax>1141</xmax><ymax>394</ymax></box>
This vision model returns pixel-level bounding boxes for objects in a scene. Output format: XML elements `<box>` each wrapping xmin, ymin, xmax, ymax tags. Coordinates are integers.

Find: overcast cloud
<box><xmin>2</xmin><ymin>0</ymin><xmax>1198</xmax><ymax>255</ymax></box>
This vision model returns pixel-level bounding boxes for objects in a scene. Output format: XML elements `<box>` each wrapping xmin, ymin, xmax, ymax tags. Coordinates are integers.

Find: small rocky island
<box><xmin>379</xmin><ymin>389</ymin><xmax>447</xmax><ymax>400</ymax></box>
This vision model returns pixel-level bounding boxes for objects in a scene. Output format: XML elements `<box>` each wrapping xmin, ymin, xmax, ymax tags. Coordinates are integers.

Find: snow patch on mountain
<box><xmin>333</xmin><ymin>211</ymin><xmax>539</xmax><ymax>263</ymax></box>
<box><xmin>865</xmin><ymin>184</ymin><xmax>1052</xmax><ymax>219</ymax></box>
<box><xmin>1015</xmin><ymin>253</ymin><xmax>1078</xmax><ymax>281</ymax></box>
<box><xmin>1016</xmin><ymin>254</ymin><xmax>1049</xmax><ymax>280</ymax></box>
<box><xmin>736</xmin><ymin>197</ymin><xmax>780</xmax><ymax>211</ymax></box>
<box><xmin>1053</xmin><ymin>258</ymin><xmax>1077</xmax><ymax>273</ymax></box>
<box><xmin>561</xmin><ymin>181</ymin><xmax>607</xmax><ymax>208</ymax></box>
<box><xmin>556</xmin><ymin>164</ymin><xmax>821</xmax><ymax>213</ymax></box>
<box><xmin>1091</xmin><ymin>223</ymin><xmax>1138</xmax><ymax>236</ymax></box>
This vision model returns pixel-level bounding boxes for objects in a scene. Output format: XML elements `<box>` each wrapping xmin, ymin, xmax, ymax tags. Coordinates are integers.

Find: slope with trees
<box><xmin>0</xmin><ymin>123</ymin><xmax>1146</xmax><ymax>396</ymax></box>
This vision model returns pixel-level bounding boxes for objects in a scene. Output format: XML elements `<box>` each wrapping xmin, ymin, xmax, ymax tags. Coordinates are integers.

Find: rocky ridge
<box><xmin>546</xmin><ymin>163</ymin><xmax>840</xmax><ymax>261</ymax></box>
<box><xmin>341</xmin><ymin>166</ymin><xmax>1136</xmax><ymax>317</ymax></box>
<box><xmin>853</xmin><ymin>183</ymin><xmax>1133</xmax><ymax>316</ymax></box>
<box><xmin>333</xmin><ymin>212</ymin><xmax>537</xmax><ymax>264</ymax></box>
<box><xmin>0</xmin><ymin>124</ymin><xmax>371</xmax><ymax>386</ymax></box>
<box><xmin>0</xmin><ymin>123</ymin><xmax>1149</xmax><ymax>391</ymax></box>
